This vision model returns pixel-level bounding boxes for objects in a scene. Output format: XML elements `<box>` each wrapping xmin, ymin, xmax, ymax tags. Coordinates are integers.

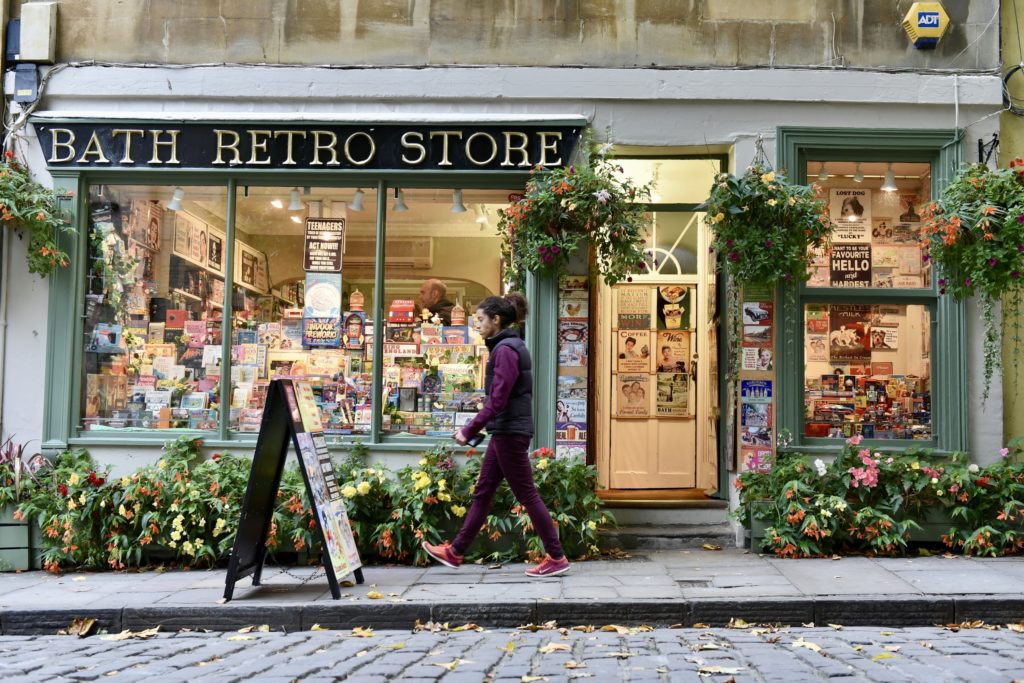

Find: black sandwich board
<box><xmin>224</xmin><ymin>378</ymin><xmax>363</xmax><ymax>601</ymax></box>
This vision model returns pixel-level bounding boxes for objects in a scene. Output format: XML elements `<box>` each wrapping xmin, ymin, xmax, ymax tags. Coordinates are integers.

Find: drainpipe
<box><xmin>0</xmin><ymin>225</ymin><xmax>7</xmax><ymax>438</ymax></box>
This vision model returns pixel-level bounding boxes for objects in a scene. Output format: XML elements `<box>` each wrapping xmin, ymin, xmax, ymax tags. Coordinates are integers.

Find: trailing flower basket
<box><xmin>0</xmin><ymin>151</ymin><xmax>76</xmax><ymax>278</ymax></box>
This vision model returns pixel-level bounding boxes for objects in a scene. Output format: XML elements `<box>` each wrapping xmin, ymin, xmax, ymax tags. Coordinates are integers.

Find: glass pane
<box><xmin>229</xmin><ymin>186</ymin><xmax>378</xmax><ymax>440</ymax></box>
<box><xmin>618</xmin><ymin>158</ymin><xmax>721</xmax><ymax>204</ymax></box>
<box><xmin>806</xmin><ymin>161</ymin><xmax>932</xmax><ymax>289</ymax></box>
<box><xmin>803</xmin><ymin>304</ymin><xmax>932</xmax><ymax>440</ymax></box>
<box><xmin>381</xmin><ymin>187</ymin><xmax>510</xmax><ymax>438</ymax></box>
<box><xmin>82</xmin><ymin>183</ymin><xmax>227</xmax><ymax>433</ymax></box>
<box><xmin>646</xmin><ymin>211</ymin><xmax>701</xmax><ymax>275</ymax></box>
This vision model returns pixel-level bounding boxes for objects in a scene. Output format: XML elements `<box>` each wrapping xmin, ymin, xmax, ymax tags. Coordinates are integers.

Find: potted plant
<box><xmin>0</xmin><ymin>150</ymin><xmax>76</xmax><ymax>277</ymax></box>
<box><xmin>0</xmin><ymin>437</ymin><xmax>48</xmax><ymax>571</ymax></box>
<box><xmin>920</xmin><ymin>159</ymin><xmax>1024</xmax><ymax>401</ymax></box>
<box><xmin>704</xmin><ymin>165</ymin><xmax>833</xmax><ymax>378</ymax></box>
<box><xmin>498</xmin><ymin>141</ymin><xmax>654</xmax><ymax>288</ymax></box>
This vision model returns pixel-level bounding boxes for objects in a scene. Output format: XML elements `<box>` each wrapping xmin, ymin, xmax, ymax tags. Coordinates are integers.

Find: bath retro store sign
<box><xmin>34</xmin><ymin>122</ymin><xmax>583</xmax><ymax>171</ymax></box>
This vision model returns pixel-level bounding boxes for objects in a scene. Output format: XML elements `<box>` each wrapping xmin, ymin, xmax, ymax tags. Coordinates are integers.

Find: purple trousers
<box><xmin>452</xmin><ymin>433</ymin><xmax>565</xmax><ymax>559</ymax></box>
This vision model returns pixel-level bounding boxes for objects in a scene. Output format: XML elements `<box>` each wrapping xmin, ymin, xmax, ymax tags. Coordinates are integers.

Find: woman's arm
<box><xmin>458</xmin><ymin>345</ymin><xmax>520</xmax><ymax>441</ymax></box>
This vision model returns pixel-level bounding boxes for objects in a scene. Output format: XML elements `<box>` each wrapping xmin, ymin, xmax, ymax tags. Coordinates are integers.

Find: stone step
<box><xmin>601</xmin><ymin>523</ymin><xmax>736</xmax><ymax>551</ymax></box>
<box><xmin>610</xmin><ymin>504</ymin><xmax>729</xmax><ymax>527</ymax></box>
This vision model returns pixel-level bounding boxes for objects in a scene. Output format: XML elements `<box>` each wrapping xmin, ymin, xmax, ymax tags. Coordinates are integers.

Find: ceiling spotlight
<box><xmin>167</xmin><ymin>187</ymin><xmax>185</xmax><ymax>211</ymax></box>
<box><xmin>817</xmin><ymin>162</ymin><xmax>829</xmax><ymax>183</ymax></box>
<box><xmin>451</xmin><ymin>189</ymin><xmax>468</xmax><ymax>213</ymax></box>
<box><xmin>881</xmin><ymin>163</ymin><xmax>898</xmax><ymax>192</ymax></box>
<box><xmin>288</xmin><ymin>188</ymin><xmax>303</xmax><ymax>211</ymax></box>
<box><xmin>270</xmin><ymin>198</ymin><xmax>284</xmax><ymax>209</ymax></box>
<box><xmin>290</xmin><ymin>215</ymin><xmax>302</xmax><ymax>224</ymax></box>
<box><xmin>853</xmin><ymin>163</ymin><xmax>864</xmax><ymax>183</ymax></box>
<box><xmin>348</xmin><ymin>188</ymin><xmax>364</xmax><ymax>212</ymax></box>
<box><xmin>393</xmin><ymin>189</ymin><xmax>408</xmax><ymax>212</ymax></box>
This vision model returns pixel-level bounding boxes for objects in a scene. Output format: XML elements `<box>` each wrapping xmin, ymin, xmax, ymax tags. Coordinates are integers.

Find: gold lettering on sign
<box><xmin>429</xmin><ymin>131</ymin><xmax>464</xmax><ymax>167</ymax></box>
<box><xmin>310</xmin><ymin>131</ymin><xmax>340</xmax><ymax>166</ymax></box>
<box><xmin>111</xmin><ymin>129</ymin><xmax>144</xmax><ymax>164</ymax></box>
<box><xmin>400</xmin><ymin>131</ymin><xmax>426</xmax><ymax>165</ymax></box>
<box><xmin>148</xmin><ymin>130</ymin><xmax>181</xmax><ymax>165</ymax></box>
<box><xmin>77</xmin><ymin>131</ymin><xmax>110</xmax><ymax>164</ymax></box>
<box><xmin>274</xmin><ymin>130</ymin><xmax>308</xmax><ymax>166</ymax></box>
<box><xmin>48</xmin><ymin>128</ymin><xmax>76</xmax><ymax>163</ymax></box>
<box><xmin>465</xmin><ymin>132</ymin><xmax>498</xmax><ymax>166</ymax></box>
<box><xmin>213</xmin><ymin>130</ymin><xmax>242</xmax><ymax>165</ymax></box>
<box><xmin>248</xmin><ymin>130</ymin><xmax>272</xmax><ymax>165</ymax></box>
<box><xmin>343</xmin><ymin>132</ymin><xmax>375</xmax><ymax>167</ymax></box>
<box><xmin>502</xmin><ymin>131</ymin><xmax>530</xmax><ymax>167</ymax></box>
<box><xmin>538</xmin><ymin>131</ymin><xmax>563</xmax><ymax>166</ymax></box>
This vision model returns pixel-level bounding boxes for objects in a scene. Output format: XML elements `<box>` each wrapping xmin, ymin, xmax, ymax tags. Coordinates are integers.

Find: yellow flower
<box><xmin>767</xmin><ymin>199</ymin><xmax>777</xmax><ymax>206</ymax></box>
<box><xmin>171</xmin><ymin>530</ymin><xmax>182</xmax><ymax>542</ymax></box>
<box><xmin>366</xmin><ymin>468</ymin><xmax>376</xmax><ymax>475</ymax></box>
<box><xmin>213</xmin><ymin>518</ymin><xmax>226</xmax><ymax>536</ymax></box>
<box><xmin>587</xmin><ymin>520</ymin><xmax>597</xmax><ymax>530</ymax></box>
<box><xmin>911</xmin><ymin>462</ymin><xmax>920</xmax><ymax>470</ymax></box>
<box><xmin>536</xmin><ymin>458</ymin><xmax>549</xmax><ymax>470</ymax></box>
<box><xmin>69</xmin><ymin>473</ymin><xmax>80</xmax><ymax>486</ymax></box>
<box><xmin>342</xmin><ymin>486</ymin><xmax>357</xmax><ymax>499</ymax></box>
<box><xmin>451</xmin><ymin>505</ymin><xmax>466</xmax><ymax>518</ymax></box>
<box><xmin>356</xmin><ymin>481</ymin><xmax>371</xmax><ymax>496</ymax></box>
<box><xmin>99</xmin><ymin>499</ymin><xmax>106</xmax><ymax>508</ymax></box>
<box><xmin>67</xmin><ymin>499</ymin><xmax>77</xmax><ymax>510</ymax></box>
<box><xmin>437</xmin><ymin>479</ymin><xmax>447</xmax><ymax>492</ymax></box>
<box><xmin>712</xmin><ymin>212</ymin><xmax>725</xmax><ymax>223</ymax></box>
<box><xmin>761</xmin><ymin>171</ymin><xmax>776</xmax><ymax>183</ymax></box>
<box><xmin>170</xmin><ymin>503</ymin><xmax>180</xmax><ymax>512</ymax></box>
<box><xmin>79</xmin><ymin>492</ymin><xmax>87</xmax><ymax>504</ymax></box>
<box><xmin>418</xmin><ymin>458</ymin><xmax>427</xmax><ymax>466</ymax></box>
<box><xmin>118</xmin><ymin>504</ymin><xmax>127</xmax><ymax>517</ymax></box>
<box><xmin>120</xmin><ymin>476</ymin><xmax>131</xmax><ymax>488</ymax></box>
<box><xmin>182</xmin><ymin>541</ymin><xmax>195</xmax><ymax>556</ymax></box>
<box><xmin>788</xmin><ymin>196</ymin><xmax>797</xmax><ymax>206</ymax></box>
<box><xmin>438</xmin><ymin>492</ymin><xmax>452</xmax><ymax>502</ymax></box>
<box><xmin>157</xmin><ymin>460</ymin><xmax>165</xmax><ymax>470</ymax></box>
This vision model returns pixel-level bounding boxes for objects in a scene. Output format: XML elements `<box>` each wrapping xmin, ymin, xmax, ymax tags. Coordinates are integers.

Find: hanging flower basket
<box><xmin>0</xmin><ymin>151</ymin><xmax>75</xmax><ymax>278</ymax></box>
<box><xmin>703</xmin><ymin>165</ymin><xmax>833</xmax><ymax>378</ymax></box>
<box><xmin>920</xmin><ymin>159</ymin><xmax>1024</xmax><ymax>400</ymax></box>
<box><xmin>498</xmin><ymin>142</ymin><xmax>653</xmax><ymax>288</ymax></box>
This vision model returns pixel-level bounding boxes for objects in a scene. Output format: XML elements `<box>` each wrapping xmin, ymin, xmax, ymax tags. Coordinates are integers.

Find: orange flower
<box><xmin>983</xmin><ymin>206</ymin><xmax>997</xmax><ymax>216</ymax></box>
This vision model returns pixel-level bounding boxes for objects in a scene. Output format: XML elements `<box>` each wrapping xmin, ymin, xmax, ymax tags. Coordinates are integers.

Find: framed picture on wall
<box><xmin>208</xmin><ymin>229</ymin><xmax>225</xmax><ymax>274</ymax></box>
<box><xmin>235</xmin><ymin>242</ymin><xmax>270</xmax><ymax>294</ymax></box>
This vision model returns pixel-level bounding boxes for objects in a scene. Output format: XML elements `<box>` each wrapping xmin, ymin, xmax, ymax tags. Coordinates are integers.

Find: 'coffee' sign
<box><xmin>33</xmin><ymin>122</ymin><xmax>582</xmax><ymax>171</ymax></box>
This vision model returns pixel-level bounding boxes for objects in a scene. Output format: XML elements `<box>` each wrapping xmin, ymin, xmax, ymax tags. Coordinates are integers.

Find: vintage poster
<box><xmin>740</xmin><ymin>379</ymin><xmax>773</xmax><ymax>403</ymax></box>
<box><xmin>829</xmin><ymin>304</ymin><xmax>872</xmax><ymax>362</ymax></box>
<box><xmin>656</xmin><ymin>285</ymin><xmax>690</xmax><ymax>330</ymax></box>
<box><xmin>654</xmin><ymin>330</ymin><xmax>689</xmax><ymax>373</ymax></box>
<box><xmin>830</xmin><ymin>188</ymin><xmax>872</xmax><ymax>242</ymax></box>
<box><xmin>806</xmin><ymin>305</ymin><xmax>829</xmax><ymax>333</ymax></box>
<box><xmin>303</xmin><ymin>317</ymin><xmax>342</xmax><ymax>348</ymax></box>
<box><xmin>742</xmin><ymin>324</ymin><xmax>772</xmax><ymax>348</ymax></box>
<box><xmin>898</xmin><ymin>247</ymin><xmax>923</xmax><ymax>275</ymax></box>
<box><xmin>830</xmin><ymin>244</ymin><xmax>871</xmax><ymax>288</ymax></box>
<box><xmin>898</xmin><ymin>193</ymin><xmax>922</xmax><ymax>223</ymax></box>
<box><xmin>872</xmin><ymin>246</ymin><xmax>899</xmax><ymax>269</ymax></box>
<box><xmin>870</xmin><ymin>327</ymin><xmax>898</xmax><ymax>350</ymax></box>
<box><xmin>742</xmin><ymin>347</ymin><xmax>773</xmax><ymax>371</ymax></box>
<box><xmin>208</xmin><ymin>229</ymin><xmax>225</xmax><ymax>274</ymax></box>
<box><xmin>807</xmin><ymin>334</ymin><xmax>828</xmax><ymax>361</ymax></box>
<box><xmin>741</xmin><ymin>402</ymin><xmax>772</xmax><ymax>428</ymax></box>
<box><xmin>304</xmin><ymin>273</ymin><xmax>342</xmax><ymax>318</ymax></box>
<box><xmin>655</xmin><ymin>372</ymin><xmax>689</xmax><ymax>417</ymax></box>
<box><xmin>558</xmin><ymin>318</ymin><xmax>589</xmax><ymax>367</ymax></box>
<box><xmin>871</xmin><ymin>361</ymin><xmax>894</xmax><ymax>376</ymax></box>
<box><xmin>557</xmin><ymin>374</ymin><xmax>587</xmax><ymax>400</ymax></box>
<box><xmin>872</xmin><ymin>269</ymin><xmax>895</xmax><ymax>288</ymax></box>
<box><xmin>173</xmin><ymin>213</ymin><xmax>208</xmax><ymax>265</ymax></box>
<box><xmin>616</xmin><ymin>330</ymin><xmax>651</xmax><ymax>373</ymax></box>
<box><xmin>742</xmin><ymin>301</ymin><xmax>772</xmax><ymax>327</ymax></box>
<box><xmin>616</xmin><ymin>286</ymin><xmax>651</xmax><ymax>329</ymax></box>
<box><xmin>559</xmin><ymin>297</ymin><xmax>587</xmax><ymax>319</ymax></box>
<box><xmin>615</xmin><ymin>374</ymin><xmax>650</xmax><ymax>417</ymax></box>
<box><xmin>871</xmin><ymin>218</ymin><xmax>895</xmax><ymax>243</ymax></box>
<box><xmin>128</xmin><ymin>200</ymin><xmax>163</xmax><ymax>250</ymax></box>
<box><xmin>740</xmin><ymin>426</ymin><xmax>772</xmax><ymax>447</ymax></box>
<box><xmin>303</xmin><ymin>217</ymin><xmax>345</xmax><ymax>272</ymax></box>
<box><xmin>893</xmin><ymin>274</ymin><xmax>924</xmax><ymax>288</ymax></box>
<box><xmin>742</xmin><ymin>447</ymin><xmax>774</xmax><ymax>473</ymax></box>
<box><xmin>555</xmin><ymin>398</ymin><xmax>587</xmax><ymax>423</ymax></box>
<box><xmin>555</xmin><ymin>420</ymin><xmax>587</xmax><ymax>443</ymax></box>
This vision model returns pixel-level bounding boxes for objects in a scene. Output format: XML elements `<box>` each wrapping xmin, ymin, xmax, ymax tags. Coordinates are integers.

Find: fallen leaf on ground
<box><xmin>692</xmin><ymin>622</ymin><xmax>709</xmax><ymax>629</ymax></box>
<box><xmin>702</xmin><ymin>543</ymin><xmax>722</xmax><ymax>551</ymax></box>
<box><xmin>565</xmin><ymin>660</ymin><xmax>587</xmax><ymax>669</ymax></box>
<box><xmin>1008</xmin><ymin>624</ymin><xmax>1024</xmax><ymax>633</ymax></box>
<box><xmin>60</xmin><ymin>618</ymin><xmax>98</xmax><ymax>638</ymax></box>
<box><xmin>489</xmin><ymin>564</ymin><xmax>503</xmax><ymax>570</ymax></box>
<box><xmin>310</xmin><ymin>624</ymin><xmax>329</xmax><ymax>631</ymax></box>
<box><xmin>521</xmin><ymin>677</ymin><xmax>548</xmax><ymax>682</ymax></box>
<box><xmin>884</xmin><ymin>645</ymin><xmax>901</xmax><ymax>652</ymax></box>
<box><xmin>366</xmin><ymin>591</ymin><xmax>384</xmax><ymax>599</ymax></box>
<box><xmin>103</xmin><ymin>627</ymin><xmax>159</xmax><ymax>642</ymax></box>
<box><xmin>72</xmin><ymin>576</ymin><xmax>86</xmax><ymax>582</ymax></box>
<box><xmin>871</xmin><ymin>653</ymin><xmax>895</xmax><ymax>662</ymax></box>
<box><xmin>355</xmin><ymin>650</ymin><xmax>368</xmax><ymax>657</ymax></box>
<box><xmin>498</xmin><ymin>641</ymin><xmax>516</xmax><ymax>653</ymax></box>
<box><xmin>606</xmin><ymin>651</ymin><xmax>635</xmax><ymax>659</ymax></box>
<box><xmin>572</xmin><ymin>625</ymin><xmax>595</xmax><ymax>633</ymax></box>
<box><xmin>227</xmin><ymin>635</ymin><xmax>255</xmax><ymax>641</ymax></box>
<box><xmin>381</xmin><ymin>642</ymin><xmax>405</xmax><ymax>650</ymax></box>
<box><xmin>726</xmin><ymin>618</ymin><xmax>751</xmax><ymax>629</ymax></box>
<box><xmin>694</xmin><ymin>642</ymin><xmax>721</xmax><ymax>651</ymax></box>
<box><xmin>792</xmin><ymin>638</ymin><xmax>822</xmax><ymax>653</ymax></box>
<box><xmin>432</xmin><ymin>659</ymin><xmax>472</xmax><ymax>671</ymax></box>
<box><xmin>340</xmin><ymin>580</ymin><xmax>355</xmax><ymax>587</ymax></box>
<box><xmin>539</xmin><ymin>642</ymin><xmax>572</xmax><ymax>654</ymax></box>
<box><xmin>827</xmin><ymin>623</ymin><xmax>843</xmax><ymax>630</ymax></box>
<box><xmin>215</xmin><ymin>598</ymin><xmax>227</xmax><ymax>604</ymax></box>
<box><xmin>237</xmin><ymin>625</ymin><xmax>257</xmax><ymax>633</ymax></box>
<box><xmin>600</xmin><ymin>625</ymin><xmax>630</xmax><ymax>634</ymax></box>
<box><xmin>698</xmin><ymin>665</ymin><xmax>744</xmax><ymax>675</ymax></box>
<box><xmin>801</xmin><ymin>622</ymin><xmax>815</xmax><ymax>628</ymax></box>
<box><xmin>879</xmin><ymin>630</ymin><xmax>897</xmax><ymax>636</ymax></box>
<box><xmin>351</xmin><ymin>627</ymin><xmax>375</xmax><ymax>637</ymax></box>
<box><xmin>452</xmin><ymin>623</ymin><xmax>484</xmax><ymax>632</ymax></box>
<box><xmin>919</xmin><ymin>640</ymin><xmax>934</xmax><ymax>649</ymax></box>
<box><xmin>196</xmin><ymin>657</ymin><xmax>221</xmax><ymax>666</ymax></box>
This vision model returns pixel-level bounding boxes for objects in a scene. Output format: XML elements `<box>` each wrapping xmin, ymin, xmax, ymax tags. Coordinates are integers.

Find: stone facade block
<box><xmin>703</xmin><ymin>0</ymin><xmax>815</xmax><ymax>23</ymax></box>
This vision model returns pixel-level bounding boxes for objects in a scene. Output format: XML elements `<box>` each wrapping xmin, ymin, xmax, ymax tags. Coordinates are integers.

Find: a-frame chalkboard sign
<box><xmin>224</xmin><ymin>378</ymin><xmax>363</xmax><ymax>601</ymax></box>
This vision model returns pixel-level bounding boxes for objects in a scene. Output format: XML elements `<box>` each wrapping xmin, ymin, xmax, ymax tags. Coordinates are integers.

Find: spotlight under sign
<box><xmin>902</xmin><ymin>2</ymin><xmax>950</xmax><ymax>50</ymax></box>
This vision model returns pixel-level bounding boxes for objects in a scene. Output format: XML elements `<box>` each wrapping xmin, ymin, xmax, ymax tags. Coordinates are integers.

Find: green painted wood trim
<box><xmin>526</xmin><ymin>271</ymin><xmax>558</xmax><ymax>453</ymax></box>
<box><xmin>218</xmin><ymin>180</ymin><xmax>237</xmax><ymax>440</ymax></box>
<box><xmin>370</xmin><ymin>180</ymin><xmax>388</xmax><ymax>444</ymax></box>
<box><xmin>775</xmin><ymin>126</ymin><xmax>964</xmax><ymax>453</ymax></box>
<box><xmin>42</xmin><ymin>174</ymin><xmax>86</xmax><ymax>453</ymax></box>
<box><xmin>45</xmin><ymin>169</ymin><xmax>534</xmax><ymax>188</ymax></box>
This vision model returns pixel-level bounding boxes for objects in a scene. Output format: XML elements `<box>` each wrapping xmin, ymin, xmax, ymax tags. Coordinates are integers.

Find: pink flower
<box><xmin>847</xmin><ymin>435</ymin><xmax>863</xmax><ymax>446</ymax></box>
<box><xmin>593</xmin><ymin>189</ymin><xmax>611</xmax><ymax>204</ymax></box>
<box><xmin>1001</xmin><ymin>447</ymin><xmax>1010</xmax><ymax>458</ymax></box>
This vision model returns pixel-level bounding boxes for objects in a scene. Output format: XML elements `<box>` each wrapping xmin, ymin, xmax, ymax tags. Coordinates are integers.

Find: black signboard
<box><xmin>223</xmin><ymin>378</ymin><xmax>362</xmax><ymax>601</ymax></box>
<box><xmin>303</xmin><ymin>217</ymin><xmax>345</xmax><ymax>273</ymax></box>
<box><xmin>33</xmin><ymin>121</ymin><xmax>582</xmax><ymax>172</ymax></box>
<box><xmin>830</xmin><ymin>244</ymin><xmax>872</xmax><ymax>288</ymax></box>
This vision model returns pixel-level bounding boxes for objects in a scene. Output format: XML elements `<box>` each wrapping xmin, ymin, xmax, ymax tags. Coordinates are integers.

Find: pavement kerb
<box><xmin>4</xmin><ymin>596</ymin><xmax>1024</xmax><ymax>635</ymax></box>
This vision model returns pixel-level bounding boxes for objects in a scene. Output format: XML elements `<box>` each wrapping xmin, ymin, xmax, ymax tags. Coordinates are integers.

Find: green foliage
<box><xmin>735</xmin><ymin>436</ymin><xmax>1024</xmax><ymax>558</ymax></box>
<box><xmin>89</xmin><ymin>224</ymin><xmax>140</xmax><ymax>325</ymax></box>
<box><xmin>498</xmin><ymin>141</ymin><xmax>653</xmax><ymax>288</ymax></box>
<box><xmin>920</xmin><ymin>161</ymin><xmax>1024</xmax><ymax>400</ymax></box>
<box><xmin>0</xmin><ymin>151</ymin><xmax>75</xmax><ymax>277</ymax></box>
<box><xmin>18</xmin><ymin>436</ymin><xmax>615</xmax><ymax>572</ymax></box>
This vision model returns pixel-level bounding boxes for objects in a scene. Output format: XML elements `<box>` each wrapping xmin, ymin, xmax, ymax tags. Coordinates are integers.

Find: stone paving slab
<box><xmin>3</xmin><ymin>549</ymin><xmax>1024</xmax><ymax>634</ymax></box>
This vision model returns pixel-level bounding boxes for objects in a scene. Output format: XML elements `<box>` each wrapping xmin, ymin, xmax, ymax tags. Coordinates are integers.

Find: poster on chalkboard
<box><xmin>223</xmin><ymin>378</ymin><xmax>362</xmax><ymax>601</ymax></box>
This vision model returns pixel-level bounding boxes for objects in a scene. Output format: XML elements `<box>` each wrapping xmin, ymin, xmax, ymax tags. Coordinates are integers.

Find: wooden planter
<box><xmin>0</xmin><ymin>503</ymin><xmax>38</xmax><ymax>571</ymax></box>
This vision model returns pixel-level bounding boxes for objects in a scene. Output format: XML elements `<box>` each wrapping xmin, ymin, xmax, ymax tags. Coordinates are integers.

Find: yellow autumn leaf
<box><xmin>452</xmin><ymin>623</ymin><xmax>484</xmax><ymax>632</ymax></box>
<box><xmin>1008</xmin><ymin>623</ymin><xmax>1024</xmax><ymax>633</ymax></box>
<box><xmin>432</xmin><ymin>659</ymin><xmax>472</xmax><ymax>671</ymax></box>
<box><xmin>521</xmin><ymin>677</ymin><xmax>548</xmax><ymax>682</ymax></box>
<box><xmin>698</xmin><ymin>665</ymin><xmax>744</xmax><ymax>675</ymax></box>
<box><xmin>366</xmin><ymin>591</ymin><xmax>385</xmax><ymax>599</ymax></box>
<box><xmin>227</xmin><ymin>635</ymin><xmax>255</xmax><ymax>641</ymax></box>
<box><xmin>871</xmin><ymin>653</ymin><xmax>895</xmax><ymax>662</ymax></box>
<box><xmin>564</xmin><ymin>660</ymin><xmax>587</xmax><ymax>669</ymax></box>
<box><xmin>828</xmin><ymin>623</ymin><xmax>844</xmax><ymax>630</ymax></box>
<box><xmin>792</xmin><ymin>638</ymin><xmax>822</xmax><ymax>653</ymax></box>
<box><xmin>257</xmin><ymin>625</ymin><xmax>270</xmax><ymax>632</ymax></box>
<box><xmin>356</xmin><ymin>650</ymin><xmax>368</xmax><ymax>657</ymax></box>
<box><xmin>539</xmin><ymin>642</ymin><xmax>572</xmax><ymax>654</ymax></box>
<box><xmin>102</xmin><ymin>627</ymin><xmax>160</xmax><ymax>641</ymax></box>
<box><xmin>727</xmin><ymin>618</ymin><xmax>751</xmax><ymax>629</ymax></box>
<box><xmin>600</xmin><ymin>625</ymin><xmax>630</xmax><ymax>634</ymax></box>
<box><xmin>237</xmin><ymin>626</ymin><xmax>256</xmax><ymax>633</ymax></box>
<box><xmin>572</xmin><ymin>625</ymin><xmax>595</xmax><ymax>633</ymax></box>
<box><xmin>702</xmin><ymin>543</ymin><xmax>722</xmax><ymax>551</ymax></box>
<box><xmin>381</xmin><ymin>642</ymin><xmax>405</xmax><ymax>650</ymax></box>
<box><xmin>352</xmin><ymin>627</ymin><xmax>375</xmax><ymax>637</ymax></box>
<box><xmin>310</xmin><ymin>624</ymin><xmax>329</xmax><ymax>631</ymax></box>
<box><xmin>498</xmin><ymin>641</ymin><xmax>516</xmax><ymax>653</ymax></box>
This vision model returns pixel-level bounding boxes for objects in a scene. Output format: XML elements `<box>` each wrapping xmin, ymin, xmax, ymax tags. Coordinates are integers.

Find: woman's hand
<box><xmin>453</xmin><ymin>429</ymin><xmax>468</xmax><ymax>445</ymax></box>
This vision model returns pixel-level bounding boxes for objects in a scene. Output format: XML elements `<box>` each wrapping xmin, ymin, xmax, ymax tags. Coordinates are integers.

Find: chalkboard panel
<box><xmin>224</xmin><ymin>378</ymin><xmax>362</xmax><ymax>601</ymax></box>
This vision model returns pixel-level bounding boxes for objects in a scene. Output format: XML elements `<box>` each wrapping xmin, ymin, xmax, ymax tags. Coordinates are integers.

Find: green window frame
<box><xmin>41</xmin><ymin>168</ymin><xmax>563</xmax><ymax>453</ymax></box>
<box><xmin>775</xmin><ymin>127</ymin><xmax>967</xmax><ymax>455</ymax></box>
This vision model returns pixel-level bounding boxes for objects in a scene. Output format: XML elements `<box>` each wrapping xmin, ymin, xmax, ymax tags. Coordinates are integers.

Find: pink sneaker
<box><xmin>525</xmin><ymin>555</ymin><xmax>570</xmax><ymax>578</ymax></box>
<box><xmin>421</xmin><ymin>541</ymin><xmax>463</xmax><ymax>568</ymax></box>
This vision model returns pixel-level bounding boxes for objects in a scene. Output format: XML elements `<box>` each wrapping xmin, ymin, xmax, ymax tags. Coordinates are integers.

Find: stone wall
<box><xmin>18</xmin><ymin>0</ymin><xmax>999</xmax><ymax>70</ymax></box>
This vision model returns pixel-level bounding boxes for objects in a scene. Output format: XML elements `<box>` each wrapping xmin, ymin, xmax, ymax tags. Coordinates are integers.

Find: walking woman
<box><xmin>422</xmin><ymin>293</ymin><xmax>570</xmax><ymax>577</ymax></box>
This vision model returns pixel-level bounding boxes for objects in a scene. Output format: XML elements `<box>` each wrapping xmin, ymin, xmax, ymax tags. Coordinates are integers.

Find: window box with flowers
<box><xmin>0</xmin><ymin>150</ymin><xmax>75</xmax><ymax>278</ymax></box>
<box><xmin>920</xmin><ymin>159</ymin><xmax>1024</xmax><ymax>400</ymax></box>
<box><xmin>498</xmin><ymin>143</ymin><xmax>654</xmax><ymax>288</ymax></box>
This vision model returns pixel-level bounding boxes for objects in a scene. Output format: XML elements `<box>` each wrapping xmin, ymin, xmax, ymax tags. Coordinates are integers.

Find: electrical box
<box><xmin>19</xmin><ymin>2</ymin><xmax>57</xmax><ymax>63</ymax></box>
<box><xmin>902</xmin><ymin>2</ymin><xmax>950</xmax><ymax>50</ymax></box>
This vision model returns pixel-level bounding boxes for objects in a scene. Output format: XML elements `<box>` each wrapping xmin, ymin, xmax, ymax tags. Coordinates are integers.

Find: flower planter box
<box><xmin>0</xmin><ymin>504</ymin><xmax>37</xmax><ymax>571</ymax></box>
<box><xmin>747</xmin><ymin>500</ymin><xmax>773</xmax><ymax>551</ymax></box>
<box><xmin>906</xmin><ymin>506</ymin><xmax>956</xmax><ymax>544</ymax></box>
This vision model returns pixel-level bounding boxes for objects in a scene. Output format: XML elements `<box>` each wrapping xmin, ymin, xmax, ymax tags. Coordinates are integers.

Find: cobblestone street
<box><xmin>1</xmin><ymin>624</ymin><xmax>1023</xmax><ymax>682</ymax></box>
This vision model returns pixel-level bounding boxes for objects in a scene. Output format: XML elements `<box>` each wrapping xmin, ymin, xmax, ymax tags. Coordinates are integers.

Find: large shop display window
<box><xmin>800</xmin><ymin>161</ymin><xmax>934</xmax><ymax>442</ymax></box>
<box><xmin>80</xmin><ymin>183</ymin><xmax>510</xmax><ymax>441</ymax></box>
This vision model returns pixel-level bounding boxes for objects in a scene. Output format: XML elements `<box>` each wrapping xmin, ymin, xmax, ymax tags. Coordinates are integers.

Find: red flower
<box><xmin>57</xmin><ymin>483</ymin><xmax>68</xmax><ymax>497</ymax></box>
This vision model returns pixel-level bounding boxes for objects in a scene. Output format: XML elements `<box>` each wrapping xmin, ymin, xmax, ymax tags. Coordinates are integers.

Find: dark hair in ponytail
<box><xmin>477</xmin><ymin>292</ymin><xmax>528</xmax><ymax>329</ymax></box>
